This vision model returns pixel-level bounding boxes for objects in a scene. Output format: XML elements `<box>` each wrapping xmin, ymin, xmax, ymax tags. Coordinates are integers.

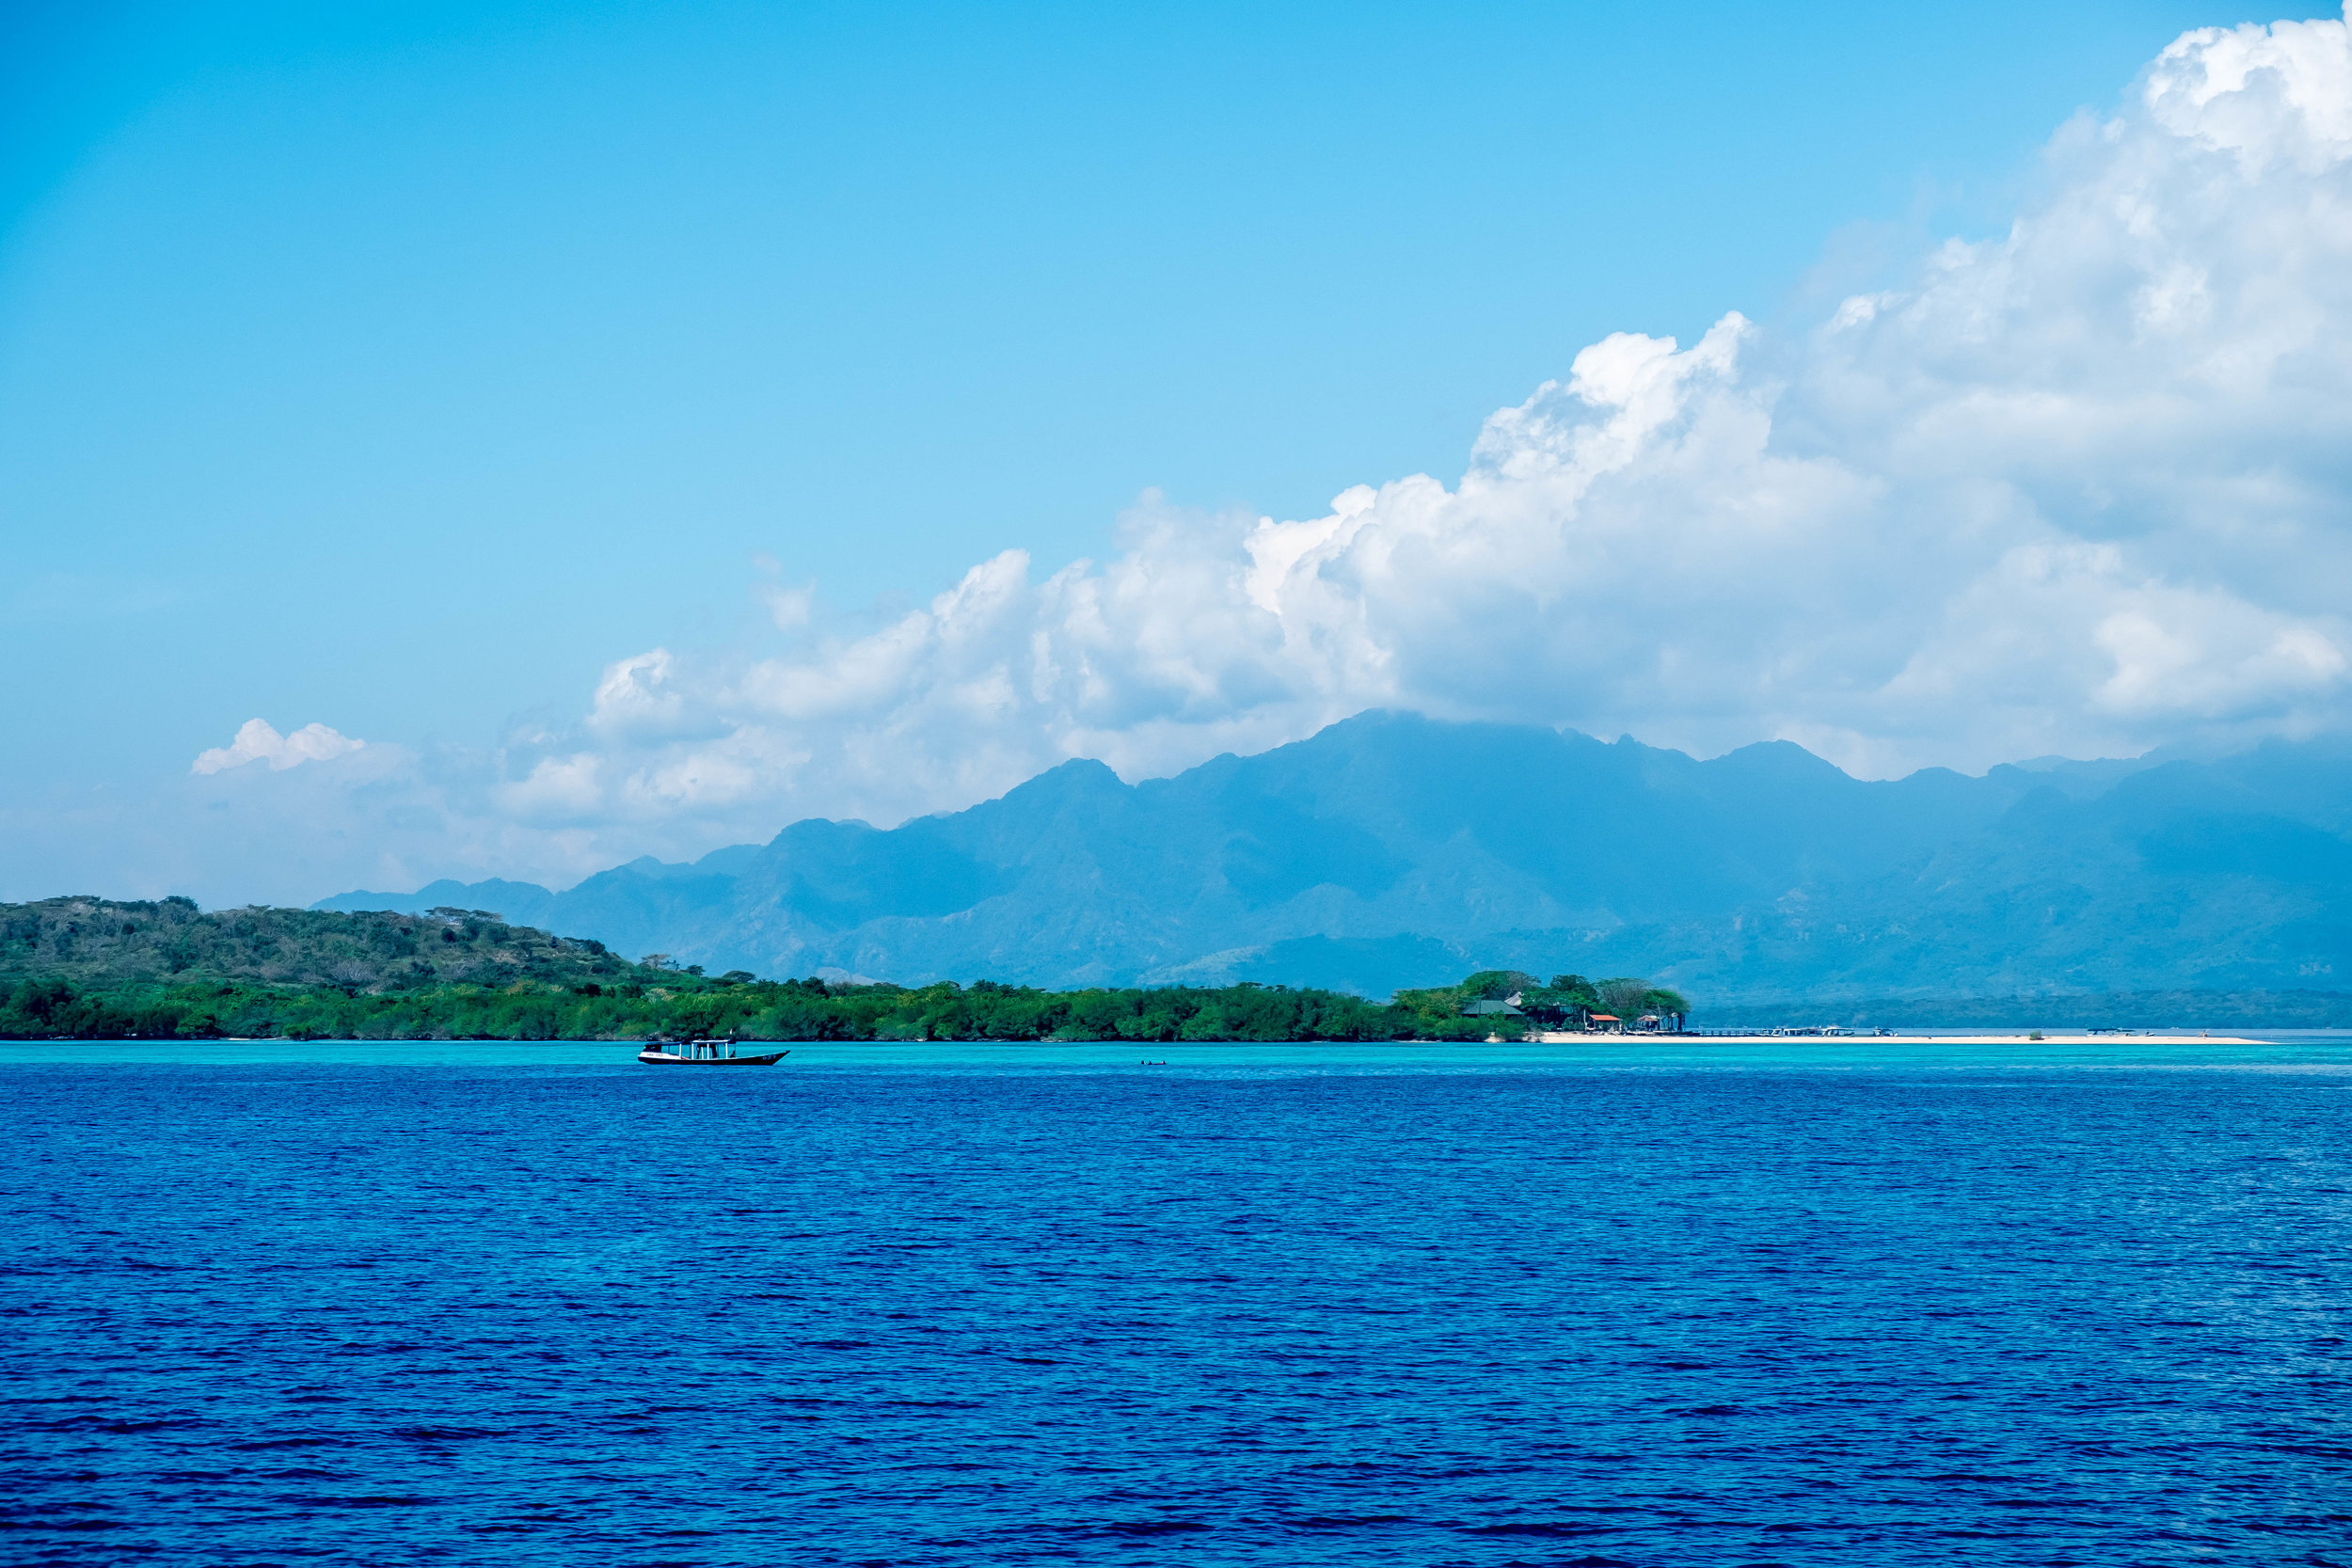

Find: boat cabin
<box><xmin>636</xmin><ymin>1035</ymin><xmax>788</xmax><ymax>1068</ymax></box>
<box><xmin>644</xmin><ymin>1036</ymin><xmax>745</xmax><ymax>1060</ymax></box>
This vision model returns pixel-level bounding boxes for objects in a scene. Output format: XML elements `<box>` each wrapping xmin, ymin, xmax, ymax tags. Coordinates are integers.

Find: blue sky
<box><xmin>5</xmin><ymin>1</ymin><xmax>2211</xmax><ymax>772</ymax></box>
<box><xmin>7</xmin><ymin>1</ymin><xmax>2346</xmax><ymax>903</ymax></box>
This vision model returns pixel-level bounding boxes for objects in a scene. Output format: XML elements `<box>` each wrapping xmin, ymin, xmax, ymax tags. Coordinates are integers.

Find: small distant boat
<box><xmin>636</xmin><ymin>1036</ymin><xmax>788</xmax><ymax>1067</ymax></box>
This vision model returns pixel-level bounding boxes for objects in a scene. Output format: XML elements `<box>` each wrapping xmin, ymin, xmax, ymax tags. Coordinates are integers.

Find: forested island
<box><xmin>0</xmin><ymin>897</ymin><xmax>1689</xmax><ymax>1042</ymax></box>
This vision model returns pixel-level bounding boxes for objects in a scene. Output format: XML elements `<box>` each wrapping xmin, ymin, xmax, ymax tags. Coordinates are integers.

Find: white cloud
<box><xmin>452</xmin><ymin>8</ymin><xmax>2352</xmax><ymax>838</ymax></box>
<box><xmin>758</xmin><ymin>580</ymin><xmax>816</xmax><ymax>631</ymax></box>
<box><xmin>585</xmin><ymin>649</ymin><xmax>687</xmax><ymax>736</ymax></box>
<box><xmin>497</xmin><ymin>752</ymin><xmax>604</xmax><ymax>818</ymax></box>
<box><xmin>2145</xmin><ymin>13</ymin><xmax>2352</xmax><ymax>165</ymax></box>
<box><xmin>191</xmin><ymin>719</ymin><xmax>365</xmax><ymax>775</ymax></box>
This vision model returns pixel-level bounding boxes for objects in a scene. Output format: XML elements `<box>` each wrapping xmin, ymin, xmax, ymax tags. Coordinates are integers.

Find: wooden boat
<box><xmin>636</xmin><ymin>1036</ymin><xmax>788</xmax><ymax>1067</ymax></box>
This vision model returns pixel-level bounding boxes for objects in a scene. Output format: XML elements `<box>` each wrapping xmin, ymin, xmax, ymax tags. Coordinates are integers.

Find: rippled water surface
<box><xmin>5</xmin><ymin>1043</ymin><xmax>2348</xmax><ymax>1565</ymax></box>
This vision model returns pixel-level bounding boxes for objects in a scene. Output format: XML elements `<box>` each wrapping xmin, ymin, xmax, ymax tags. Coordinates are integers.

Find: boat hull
<box><xmin>635</xmin><ymin>1049</ymin><xmax>789</xmax><ymax>1067</ymax></box>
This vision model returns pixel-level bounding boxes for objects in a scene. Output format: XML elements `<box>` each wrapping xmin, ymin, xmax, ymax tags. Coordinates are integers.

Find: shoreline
<box><xmin>5</xmin><ymin>1034</ymin><xmax>2344</xmax><ymax>1070</ymax></box>
<box><xmin>0</xmin><ymin>1029</ymin><xmax>2287</xmax><ymax>1048</ymax></box>
<box><xmin>1530</xmin><ymin>1031</ymin><xmax>2273</xmax><ymax>1046</ymax></box>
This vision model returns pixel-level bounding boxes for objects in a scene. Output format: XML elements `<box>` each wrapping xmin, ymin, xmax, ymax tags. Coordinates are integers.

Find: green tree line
<box><xmin>0</xmin><ymin>967</ymin><xmax>1692</xmax><ymax>1042</ymax></box>
<box><xmin>1397</xmin><ymin>970</ymin><xmax>1691</xmax><ymax>1029</ymax></box>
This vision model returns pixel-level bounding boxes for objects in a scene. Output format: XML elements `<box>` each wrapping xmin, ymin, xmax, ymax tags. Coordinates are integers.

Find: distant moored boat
<box><xmin>636</xmin><ymin>1036</ymin><xmax>787</xmax><ymax>1067</ymax></box>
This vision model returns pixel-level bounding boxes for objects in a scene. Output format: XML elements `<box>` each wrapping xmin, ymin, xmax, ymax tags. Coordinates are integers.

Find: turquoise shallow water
<box><xmin>4</xmin><ymin>1039</ymin><xmax>2347</xmax><ymax>1564</ymax></box>
<box><xmin>7</xmin><ymin>1031</ymin><xmax>2352</xmax><ymax>1070</ymax></box>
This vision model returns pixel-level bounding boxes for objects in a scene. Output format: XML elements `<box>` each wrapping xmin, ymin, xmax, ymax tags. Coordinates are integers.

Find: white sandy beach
<box><xmin>1527</xmin><ymin>1032</ymin><xmax>2271</xmax><ymax>1046</ymax></box>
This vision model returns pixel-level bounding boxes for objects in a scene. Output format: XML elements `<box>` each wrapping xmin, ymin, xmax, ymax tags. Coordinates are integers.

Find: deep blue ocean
<box><xmin>4</xmin><ymin>1038</ymin><xmax>2348</xmax><ymax>1566</ymax></box>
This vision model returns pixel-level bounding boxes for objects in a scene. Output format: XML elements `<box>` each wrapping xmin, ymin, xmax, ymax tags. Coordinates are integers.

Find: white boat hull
<box><xmin>635</xmin><ymin>1046</ymin><xmax>788</xmax><ymax>1067</ymax></box>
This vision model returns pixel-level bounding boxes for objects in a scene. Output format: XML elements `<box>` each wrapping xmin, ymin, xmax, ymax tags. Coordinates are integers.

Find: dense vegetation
<box><xmin>1407</xmin><ymin>973</ymin><xmax>1692</xmax><ymax>1030</ymax></box>
<box><xmin>1</xmin><ymin>897</ymin><xmax>647</xmax><ymax>990</ymax></box>
<box><xmin>0</xmin><ymin>905</ymin><xmax>1692</xmax><ymax>1042</ymax></box>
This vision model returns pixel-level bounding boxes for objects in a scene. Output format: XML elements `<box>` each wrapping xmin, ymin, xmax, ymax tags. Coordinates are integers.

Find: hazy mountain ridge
<box><xmin>315</xmin><ymin>711</ymin><xmax>2352</xmax><ymax>1001</ymax></box>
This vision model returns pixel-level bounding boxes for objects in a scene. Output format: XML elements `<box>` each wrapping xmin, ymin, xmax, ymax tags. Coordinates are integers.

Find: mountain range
<box><xmin>314</xmin><ymin>710</ymin><xmax>2352</xmax><ymax>1005</ymax></box>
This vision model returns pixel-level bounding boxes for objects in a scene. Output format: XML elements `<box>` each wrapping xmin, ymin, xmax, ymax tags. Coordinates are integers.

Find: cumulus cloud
<box><xmin>470</xmin><ymin>8</ymin><xmax>2351</xmax><ymax>838</ymax></box>
<box><xmin>26</xmin><ymin>9</ymin><xmax>2352</xmax><ymax>906</ymax></box>
<box><xmin>191</xmin><ymin>719</ymin><xmax>366</xmax><ymax>775</ymax></box>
